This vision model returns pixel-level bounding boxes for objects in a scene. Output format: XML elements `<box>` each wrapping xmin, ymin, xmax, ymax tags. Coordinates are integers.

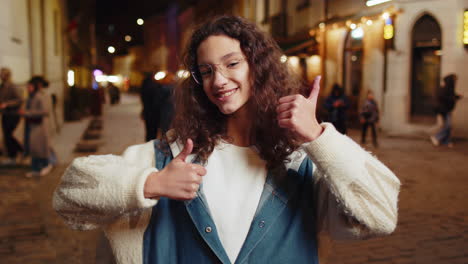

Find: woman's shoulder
<box><xmin>122</xmin><ymin>141</ymin><xmax>157</xmax><ymax>165</ymax></box>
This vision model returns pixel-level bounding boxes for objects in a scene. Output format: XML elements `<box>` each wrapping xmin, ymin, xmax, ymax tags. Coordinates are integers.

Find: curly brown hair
<box><xmin>169</xmin><ymin>15</ymin><xmax>308</xmax><ymax>169</ymax></box>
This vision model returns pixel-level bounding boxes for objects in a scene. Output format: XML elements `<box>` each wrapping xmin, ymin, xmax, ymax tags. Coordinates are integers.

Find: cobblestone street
<box><xmin>0</xmin><ymin>94</ymin><xmax>467</xmax><ymax>263</ymax></box>
<box><xmin>328</xmin><ymin>131</ymin><xmax>468</xmax><ymax>264</ymax></box>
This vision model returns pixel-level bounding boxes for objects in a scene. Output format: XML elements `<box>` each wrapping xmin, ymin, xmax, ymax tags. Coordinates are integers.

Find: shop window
<box><xmin>410</xmin><ymin>14</ymin><xmax>442</xmax><ymax>123</ymax></box>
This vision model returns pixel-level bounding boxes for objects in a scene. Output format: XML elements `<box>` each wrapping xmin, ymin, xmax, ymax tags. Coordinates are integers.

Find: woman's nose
<box><xmin>212</xmin><ymin>69</ymin><xmax>229</xmax><ymax>87</ymax></box>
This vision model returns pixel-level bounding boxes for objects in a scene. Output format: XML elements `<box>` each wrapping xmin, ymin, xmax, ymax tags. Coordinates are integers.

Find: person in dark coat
<box><xmin>0</xmin><ymin>67</ymin><xmax>23</xmax><ymax>165</ymax></box>
<box><xmin>158</xmin><ymin>74</ymin><xmax>175</xmax><ymax>136</ymax></box>
<box><xmin>360</xmin><ymin>90</ymin><xmax>379</xmax><ymax>147</ymax></box>
<box><xmin>140</xmin><ymin>73</ymin><xmax>162</xmax><ymax>141</ymax></box>
<box><xmin>430</xmin><ymin>74</ymin><xmax>461</xmax><ymax>147</ymax></box>
<box><xmin>324</xmin><ymin>84</ymin><xmax>349</xmax><ymax>134</ymax></box>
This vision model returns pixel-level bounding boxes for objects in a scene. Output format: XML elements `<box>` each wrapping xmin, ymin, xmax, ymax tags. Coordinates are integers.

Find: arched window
<box><xmin>410</xmin><ymin>14</ymin><xmax>442</xmax><ymax>123</ymax></box>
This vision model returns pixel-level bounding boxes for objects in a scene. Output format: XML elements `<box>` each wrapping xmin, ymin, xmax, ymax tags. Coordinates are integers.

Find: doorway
<box><xmin>343</xmin><ymin>30</ymin><xmax>364</xmax><ymax>127</ymax></box>
<box><xmin>411</xmin><ymin>14</ymin><xmax>442</xmax><ymax>123</ymax></box>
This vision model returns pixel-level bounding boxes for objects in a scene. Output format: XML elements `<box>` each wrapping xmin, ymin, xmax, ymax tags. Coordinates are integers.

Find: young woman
<box><xmin>54</xmin><ymin>16</ymin><xmax>400</xmax><ymax>264</ymax></box>
<box><xmin>22</xmin><ymin>76</ymin><xmax>54</xmax><ymax>177</ymax></box>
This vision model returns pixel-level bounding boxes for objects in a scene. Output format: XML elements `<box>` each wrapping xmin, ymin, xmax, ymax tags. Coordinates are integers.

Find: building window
<box><xmin>296</xmin><ymin>0</ymin><xmax>310</xmax><ymax>10</ymax></box>
<box><xmin>270</xmin><ymin>13</ymin><xmax>287</xmax><ymax>38</ymax></box>
<box><xmin>262</xmin><ymin>0</ymin><xmax>270</xmax><ymax>23</ymax></box>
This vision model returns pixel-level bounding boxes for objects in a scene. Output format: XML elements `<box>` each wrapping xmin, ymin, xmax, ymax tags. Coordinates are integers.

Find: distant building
<box><xmin>258</xmin><ymin>0</ymin><xmax>467</xmax><ymax>137</ymax></box>
<box><xmin>0</xmin><ymin>0</ymin><xmax>69</xmax><ymax>133</ymax></box>
<box><xmin>109</xmin><ymin>0</ymin><xmax>467</xmax><ymax>138</ymax></box>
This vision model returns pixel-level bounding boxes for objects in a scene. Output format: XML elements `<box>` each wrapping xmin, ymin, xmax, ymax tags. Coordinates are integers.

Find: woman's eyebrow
<box><xmin>197</xmin><ymin>52</ymin><xmax>242</xmax><ymax>67</ymax></box>
<box><xmin>221</xmin><ymin>52</ymin><xmax>242</xmax><ymax>60</ymax></box>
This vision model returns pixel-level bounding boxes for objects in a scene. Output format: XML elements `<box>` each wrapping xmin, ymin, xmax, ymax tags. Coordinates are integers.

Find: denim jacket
<box><xmin>144</xmin><ymin>140</ymin><xmax>318</xmax><ymax>264</ymax></box>
<box><xmin>53</xmin><ymin>124</ymin><xmax>400</xmax><ymax>264</ymax></box>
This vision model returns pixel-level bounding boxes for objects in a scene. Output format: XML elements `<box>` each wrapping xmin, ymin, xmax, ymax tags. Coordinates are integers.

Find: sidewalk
<box><xmin>1</xmin><ymin>93</ymin><xmax>467</xmax><ymax>263</ymax></box>
<box><xmin>0</xmin><ymin>93</ymin><xmax>144</xmax><ymax>263</ymax></box>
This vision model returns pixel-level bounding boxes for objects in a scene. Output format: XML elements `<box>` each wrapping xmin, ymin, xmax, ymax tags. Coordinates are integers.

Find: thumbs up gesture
<box><xmin>276</xmin><ymin>76</ymin><xmax>324</xmax><ymax>143</ymax></box>
<box><xmin>144</xmin><ymin>139</ymin><xmax>207</xmax><ymax>200</ymax></box>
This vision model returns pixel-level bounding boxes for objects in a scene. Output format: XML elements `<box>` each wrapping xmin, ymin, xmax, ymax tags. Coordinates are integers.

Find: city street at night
<box><xmin>1</xmin><ymin>0</ymin><xmax>468</xmax><ymax>263</ymax></box>
<box><xmin>0</xmin><ymin>94</ymin><xmax>467</xmax><ymax>263</ymax></box>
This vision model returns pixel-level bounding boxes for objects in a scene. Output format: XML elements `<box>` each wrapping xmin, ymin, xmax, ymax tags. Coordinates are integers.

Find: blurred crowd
<box><xmin>322</xmin><ymin>73</ymin><xmax>460</xmax><ymax>148</ymax></box>
<box><xmin>0</xmin><ymin>67</ymin><xmax>56</xmax><ymax>177</ymax></box>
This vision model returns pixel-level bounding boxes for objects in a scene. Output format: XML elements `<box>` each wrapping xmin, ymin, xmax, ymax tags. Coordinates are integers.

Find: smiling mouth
<box><xmin>215</xmin><ymin>88</ymin><xmax>238</xmax><ymax>100</ymax></box>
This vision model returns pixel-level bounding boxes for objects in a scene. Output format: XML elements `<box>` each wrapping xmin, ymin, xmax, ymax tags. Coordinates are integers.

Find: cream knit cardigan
<box><xmin>53</xmin><ymin>123</ymin><xmax>400</xmax><ymax>263</ymax></box>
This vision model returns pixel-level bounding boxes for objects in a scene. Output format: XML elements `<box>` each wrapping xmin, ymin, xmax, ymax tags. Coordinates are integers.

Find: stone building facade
<box><xmin>0</xmin><ymin>0</ymin><xmax>69</xmax><ymax>134</ymax></box>
<box><xmin>257</xmin><ymin>0</ymin><xmax>467</xmax><ymax>137</ymax></box>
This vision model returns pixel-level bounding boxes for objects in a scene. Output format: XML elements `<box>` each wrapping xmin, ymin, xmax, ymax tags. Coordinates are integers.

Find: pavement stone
<box><xmin>0</xmin><ymin>94</ymin><xmax>144</xmax><ymax>264</ymax></box>
<box><xmin>1</xmin><ymin>93</ymin><xmax>467</xmax><ymax>263</ymax></box>
<box><xmin>325</xmin><ymin>130</ymin><xmax>468</xmax><ymax>264</ymax></box>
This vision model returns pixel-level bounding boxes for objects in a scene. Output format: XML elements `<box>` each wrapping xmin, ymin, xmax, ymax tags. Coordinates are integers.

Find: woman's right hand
<box><xmin>144</xmin><ymin>139</ymin><xmax>206</xmax><ymax>200</ymax></box>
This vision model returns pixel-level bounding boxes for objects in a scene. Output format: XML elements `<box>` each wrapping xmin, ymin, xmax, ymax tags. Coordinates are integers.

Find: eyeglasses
<box><xmin>191</xmin><ymin>57</ymin><xmax>246</xmax><ymax>85</ymax></box>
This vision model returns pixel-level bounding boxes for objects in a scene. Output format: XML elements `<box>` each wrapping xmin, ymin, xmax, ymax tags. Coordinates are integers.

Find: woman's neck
<box><xmin>226</xmin><ymin>106</ymin><xmax>253</xmax><ymax>147</ymax></box>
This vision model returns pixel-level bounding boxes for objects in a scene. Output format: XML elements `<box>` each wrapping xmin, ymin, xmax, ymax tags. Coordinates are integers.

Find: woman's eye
<box><xmin>227</xmin><ymin>61</ymin><xmax>239</xmax><ymax>68</ymax></box>
<box><xmin>199</xmin><ymin>68</ymin><xmax>212</xmax><ymax>76</ymax></box>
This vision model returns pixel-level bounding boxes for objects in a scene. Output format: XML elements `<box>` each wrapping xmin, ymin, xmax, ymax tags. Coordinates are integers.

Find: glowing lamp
<box><xmin>366</xmin><ymin>0</ymin><xmax>392</xmax><ymax>7</ymax></box>
<box><xmin>67</xmin><ymin>70</ymin><xmax>75</xmax><ymax>86</ymax></box>
<box><xmin>154</xmin><ymin>71</ymin><xmax>166</xmax><ymax>81</ymax></box>
<box><xmin>464</xmin><ymin>10</ymin><xmax>468</xmax><ymax>47</ymax></box>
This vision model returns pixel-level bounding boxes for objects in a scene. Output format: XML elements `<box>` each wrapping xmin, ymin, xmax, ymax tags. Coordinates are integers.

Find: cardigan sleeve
<box><xmin>302</xmin><ymin>123</ymin><xmax>400</xmax><ymax>240</ymax></box>
<box><xmin>52</xmin><ymin>141</ymin><xmax>158</xmax><ymax>230</ymax></box>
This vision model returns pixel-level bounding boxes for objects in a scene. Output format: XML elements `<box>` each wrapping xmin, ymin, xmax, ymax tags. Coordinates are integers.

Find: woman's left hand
<box><xmin>277</xmin><ymin>76</ymin><xmax>324</xmax><ymax>143</ymax></box>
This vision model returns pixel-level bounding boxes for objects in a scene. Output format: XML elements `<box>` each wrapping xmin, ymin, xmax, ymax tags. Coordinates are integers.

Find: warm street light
<box><xmin>125</xmin><ymin>35</ymin><xmax>132</xmax><ymax>42</ymax></box>
<box><xmin>108</xmin><ymin>46</ymin><xmax>115</xmax><ymax>54</ymax></box>
<box><xmin>154</xmin><ymin>71</ymin><xmax>166</xmax><ymax>80</ymax></box>
<box><xmin>67</xmin><ymin>70</ymin><xmax>75</xmax><ymax>86</ymax></box>
<box><xmin>464</xmin><ymin>10</ymin><xmax>468</xmax><ymax>46</ymax></box>
<box><xmin>176</xmin><ymin>70</ymin><xmax>190</xmax><ymax>79</ymax></box>
<box><xmin>137</xmin><ymin>18</ymin><xmax>144</xmax><ymax>25</ymax></box>
<box><xmin>366</xmin><ymin>0</ymin><xmax>392</xmax><ymax>7</ymax></box>
<box><xmin>382</xmin><ymin>12</ymin><xmax>390</xmax><ymax>20</ymax></box>
<box><xmin>280</xmin><ymin>55</ymin><xmax>287</xmax><ymax>63</ymax></box>
<box><xmin>351</xmin><ymin>27</ymin><xmax>364</xmax><ymax>39</ymax></box>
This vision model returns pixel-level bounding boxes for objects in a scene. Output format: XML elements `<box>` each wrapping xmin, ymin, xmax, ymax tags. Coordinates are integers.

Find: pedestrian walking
<box><xmin>20</xmin><ymin>76</ymin><xmax>54</xmax><ymax>178</ymax></box>
<box><xmin>140</xmin><ymin>73</ymin><xmax>161</xmax><ymax>141</ymax></box>
<box><xmin>323</xmin><ymin>83</ymin><xmax>349</xmax><ymax>134</ymax></box>
<box><xmin>360</xmin><ymin>90</ymin><xmax>380</xmax><ymax>147</ymax></box>
<box><xmin>158</xmin><ymin>73</ymin><xmax>175</xmax><ymax>137</ymax></box>
<box><xmin>430</xmin><ymin>74</ymin><xmax>461</xmax><ymax>148</ymax></box>
<box><xmin>0</xmin><ymin>67</ymin><xmax>23</xmax><ymax>165</ymax></box>
<box><xmin>53</xmin><ymin>16</ymin><xmax>400</xmax><ymax>264</ymax></box>
<box><xmin>107</xmin><ymin>83</ymin><xmax>120</xmax><ymax>105</ymax></box>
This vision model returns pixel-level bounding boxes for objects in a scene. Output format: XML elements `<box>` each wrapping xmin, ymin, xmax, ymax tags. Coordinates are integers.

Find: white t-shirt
<box><xmin>202</xmin><ymin>142</ymin><xmax>267</xmax><ymax>263</ymax></box>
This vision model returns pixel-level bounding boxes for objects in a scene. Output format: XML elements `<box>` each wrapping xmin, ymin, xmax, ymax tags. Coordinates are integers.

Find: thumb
<box><xmin>175</xmin><ymin>138</ymin><xmax>193</xmax><ymax>162</ymax></box>
<box><xmin>308</xmin><ymin>75</ymin><xmax>322</xmax><ymax>100</ymax></box>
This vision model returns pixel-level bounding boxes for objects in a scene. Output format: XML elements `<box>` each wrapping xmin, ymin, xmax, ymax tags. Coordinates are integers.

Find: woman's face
<box><xmin>27</xmin><ymin>84</ymin><xmax>35</xmax><ymax>93</ymax></box>
<box><xmin>196</xmin><ymin>35</ymin><xmax>252</xmax><ymax>116</ymax></box>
